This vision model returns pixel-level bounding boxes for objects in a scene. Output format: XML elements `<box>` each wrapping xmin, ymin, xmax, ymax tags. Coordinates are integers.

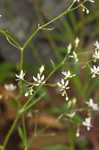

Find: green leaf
<box><xmin>0</xmin><ymin>30</ymin><xmax>21</xmax><ymax>49</ymax></box>
<box><xmin>18</xmin><ymin>127</ymin><xmax>25</xmax><ymax>143</ymax></box>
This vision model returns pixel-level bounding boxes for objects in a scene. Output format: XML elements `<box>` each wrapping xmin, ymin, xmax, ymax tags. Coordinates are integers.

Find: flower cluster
<box><xmin>33</xmin><ymin>65</ymin><xmax>45</xmax><ymax>86</ymax></box>
<box><xmin>90</xmin><ymin>65</ymin><xmax>99</xmax><ymax>78</ymax></box>
<box><xmin>25</xmin><ymin>87</ymin><xmax>34</xmax><ymax>97</ymax></box>
<box><xmin>57</xmin><ymin>79</ymin><xmax>70</xmax><ymax>100</ymax></box>
<box><xmin>67</xmin><ymin>37</ymin><xmax>79</xmax><ymax>63</ymax></box>
<box><xmin>57</xmin><ymin>70</ymin><xmax>76</xmax><ymax>101</ymax></box>
<box><xmin>4</xmin><ymin>84</ymin><xmax>17</xmax><ymax>91</ymax></box>
<box><xmin>82</xmin><ymin>117</ymin><xmax>92</xmax><ymax>131</ymax></box>
<box><xmin>94</xmin><ymin>41</ymin><xmax>99</xmax><ymax>50</ymax></box>
<box><xmin>92</xmin><ymin>41</ymin><xmax>99</xmax><ymax>61</ymax></box>
<box><xmin>33</xmin><ymin>73</ymin><xmax>45</xmax><ymax>86</ymax></box>
<box><xmin>90</xmin><ymin>41</ymin><xmax>99</xmax><ymax>78</ymax></box>
<box><xmin>62</xmin><ymin>71</ymin><xmax>76</xmax><ymax>79</ymax></box>
<box><xmin>25</xmin><ymin>65</ymin><xmax>45</xmax><ymax>97</ymax></box>
<box><xmin>15</xmin><ymin>66</ymin><xmax>45</xmax><ymax>97</ymax></box>
<box><xmin>85</xmin><ymin>98</ymin><xmax>99</xmax><ymax>111</ymax></box>
<box><xmin>77</xmin><ymin>0</ymin><xmax>95</xmax><ymax>15</ymax></box>
<box><xmin>16</xmin><ymin>70</ymin><xmax>25</xmax><ymax>80</ymax></box>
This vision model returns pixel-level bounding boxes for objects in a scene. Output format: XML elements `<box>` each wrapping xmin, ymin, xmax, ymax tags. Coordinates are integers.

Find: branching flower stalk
<box><xmin>0</xmin><ymin>0</ymin><xmax>96</xmax><ymax>150</ymax></box>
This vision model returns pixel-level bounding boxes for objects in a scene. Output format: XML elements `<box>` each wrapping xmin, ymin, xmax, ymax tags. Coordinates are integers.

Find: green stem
<box><xmin>19</xmin><ymin>49</ymin><xmax>24</xmax><ymax>97</ymax></box>
<box><xmin>0</xmin><ymin>1</ymin><xmax>89</xmax><ymax>149</ymax></box>
<box><xmin>20</xmin><ymin>55</ymin><xmax>66</xmax><ymax>113</ymax></box>
<box><xmin>22</xmin><ymin>28</ymin><xmax>40</xmax><ymax>50</ymax></box>
<box><xmin>22</xmin><ymin>0</ymin><xmax>76</xmax><ymax>50</ymax></box>
<box><xmin>19</xmin><ymin>84</ymin><xmax>42</xmax><ymax>113</ymax></box>
<box><xmin>22</xmin><ymin>0</ymin><xmax>88</xmax><ymax>50</ymax></box>
<box><xmin>22</xmin><ymin>115</ymin><xmax>28</xmax><ymax>150</ymax></box>
<box><xmin>2</xmin><ymin>113</ymin><xmax>20</xmax><ymax>150</ymax></box>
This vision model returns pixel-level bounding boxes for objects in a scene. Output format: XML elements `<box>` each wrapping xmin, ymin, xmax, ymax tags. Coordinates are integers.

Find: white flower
<box><xmin>4</xmin><ymin>84</ymin><xmax>17</xmax><ymax>91</ymax></box>
<box><xmin>33</xmin><ymin>73</ymin><xmax>45</xmax><ymax>86</ymax></box>
<box><xmin>92</xmin><ymin>50</ymin><xmax>99</xmax><ymax>60</ymax></box>
<box><xmin>16</xmin><ymin>70</ymin><xmax>25</xmax><ymax>80</ymax></box>
<box><xmin>25</xmin><ymin>87</ymin><xmax>34</xmax><ymax>96</ymax></box>
<box><xmin>90</xmin><ymin>65</ymin><xmax>99</xmax><ymax>78</ymax></box>
<box><xmin>82</xmin><ymin>117</ymin><xmax>92</xmax><ymax>131</ymax></box>
<box><xmin>67</xmin><ymin>112</ymin><xmax>76</xmax><ymax>118</ymax></box>
<box><xmin>57</xmin><ymin>79</ymin><xmax>69</xmax><ymax>91</ymax></box>
<box><xmin>94</xmin><ymin>41</ymin><xmax>99</xmax><ymax>50</ymax></box>
<box><xmin>57</xmin><ymin>79</ymin><xmax>70</xmax><ymax>92</ymax></box>
<box><xmin>62</xmin><ymin>70</ymin><xmax>76</xmax><ymax>79</ymax></box>
<box><xmin>25</xmin><ymin>92</ymin><xmax>29</xmax><ymax>97</ymax></box>
<box><xmin>86</xmin><ymin>98</ymin><xmax>99</xmax><ymax>111</ymax></box>
<box><xmin>69</xmin><ymin>51</ymin><xmax>79</xmax><ymax>62</ymax></box>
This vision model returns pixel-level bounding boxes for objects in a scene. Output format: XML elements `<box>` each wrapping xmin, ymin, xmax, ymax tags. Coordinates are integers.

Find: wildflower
<box><xmin>57</xmin><ymin>79</ymin><xmax>70</xmax><ymax>100</ymax></box>
<box><xmin>25</xmin><ymin>92</ymin><xmax>29</xmax><ymax>97</ymax></box>
<box><xmin>33</xmin><ymin>73</ymin><xmax>45</xmax><ymax>86</ymax></box>
<box><xmin>94</xmin><ymin>41</ymin><xmax>99</xmax><ymax>50</ymax></box>
<box><xmin>57</xmin><ymin>79</ymin><xmax>70</xmax><ymax>101</ymax></box>
<box><xmin>25</xmin><ymin>87</ymin><xmax>34</xmax><ymax>97</ymax></box>
<box><xmin>67</xmin><ymin>112</ymin><xmax>76</xmax><ymax>118</ymax></box>
<box><xmin>61</xmin><ymin>70</ymin><xmax>76</xmax><ymax>79</ymax></box>
<box><xmin>85</xmin><ymin>98</ymin><xmax>99</xmax><ymax>111</ymax></box>
<box><xmin>16</xmin><ymin>70</ymin><xmax>25</xmax><ymax>80</ymax></box>
<box><xmin>4</xmin><ymin>84</ymin><xmax>17</xmax><ymax>91</ymax></box>
<box><xmin>82</xmin><ymin>117</ymin><xmax>92</xmax><ymax>131</ymax></box>
<box><xmin>90</xmin><ymin>65</ymin><xmax>99</xmax><ymax>78</ymax></box>
<box><xmin>92</xmin><ymin>50</ymin><xmax>99</xmax><ymax>60</ymax></box>
<box><xmin>69</xmin><ymin>51</ymin><xmax>79</xmax><ymax>62</ymax></box>
<box><xmin>57</xmin><ymin>79</ymin><xmax>70</xmax><ymax>92</ymax></box>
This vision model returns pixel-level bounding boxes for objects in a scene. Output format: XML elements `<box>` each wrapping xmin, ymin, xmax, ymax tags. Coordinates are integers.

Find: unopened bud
<box><xmin>67</xmin><ymin>43</ymin><xmax>72</xmax><ymax>54</ymax></box>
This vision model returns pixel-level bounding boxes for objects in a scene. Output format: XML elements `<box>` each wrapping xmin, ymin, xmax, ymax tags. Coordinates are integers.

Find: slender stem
<box><xmin>22</xmin><ymin>0</ymin><xmax>76</xmax><ymax>50</ymax></box>
<box><xmin>22</xmin><ymin>115</ymin><xmax>28</xmax><ymax>150</ymax></box>
<box><xmin>0</xmin><ymin>1</ymin><xmax>89</xmax><ymax>149</ymax></box>
<box><xmin>22</xmin><ymin>28</ymin><xmax>40</xmax><ymax>50</ymax></box>
<box><xmin>21</xmin><ymin>0</ymin><xmax>87</xmax><ymax>50</ymax></box>
<box><xmin>19</xmin><ymin>49</ymin><xmax>24</xmax><ymax>97</ymax></box>
<box><xmin>19</xmin><ymin>85</ymin><xmax>42</xmax><ymax>113</ymax></box>
<box><xmin>20</xmin><ymin>49</ymin><xmax>24</xmax><ymax>71</ymax></box>
<box><xmin>20</xmin><ymin>55</ymin><xmax>66</xmax><ymax>113</ymax></box>
<box><xmin>2</xmin><ymin>113</ymin><xmax>20</xmax><ymax>150</ymax></box>
<box><xmin>21</xmin><ymin>92</ymin><xmax>46</xmax><ymax>113</ymax></box>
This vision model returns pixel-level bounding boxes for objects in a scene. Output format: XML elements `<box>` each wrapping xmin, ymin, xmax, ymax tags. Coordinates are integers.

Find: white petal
<box><xmin>33</xmin><ymin>76</ymin><xmax>37</xmax><ymax>81</ymax></box>
<box><xmin>37</xmin><ymin>73</ymin><xmax>40</xmax><ymax>79</ymax></box>
<box><xmin>41</xmin><ymin>75</ymin><xmax>45</xmax><ymax>81</ymax></box>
